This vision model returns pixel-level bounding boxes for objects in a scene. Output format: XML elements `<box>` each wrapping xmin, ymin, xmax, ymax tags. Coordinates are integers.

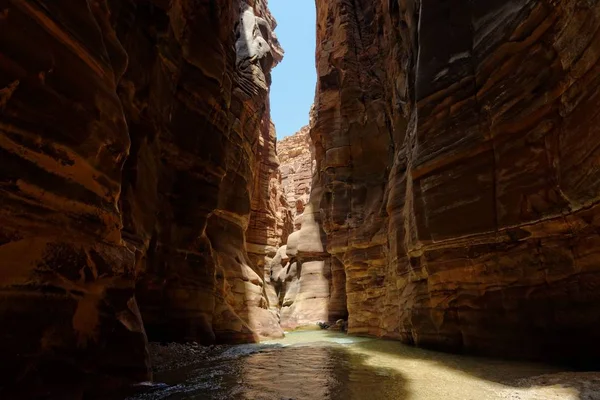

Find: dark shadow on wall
<box><xmin>112</xmin><ymin>0</ymin><xmax>220</xmax><ymax>345</ymax></box>
<box><xmin>329</xmin><ymin>255</ymin><xmax>349</xmax><ymax>323</ymax></box>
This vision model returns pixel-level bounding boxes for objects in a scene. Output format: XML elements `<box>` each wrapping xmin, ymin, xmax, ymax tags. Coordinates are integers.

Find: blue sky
<box><xmin>269</xmin><ymin>0</ymin><xmax>316</xmax><ymax>139</ymax></box>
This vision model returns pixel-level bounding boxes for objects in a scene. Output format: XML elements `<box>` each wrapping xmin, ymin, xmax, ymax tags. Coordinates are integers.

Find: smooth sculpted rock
<box><xmin>120</xmin><ymin>0</ymin><xmax>287</xmax><ymax>345</ymax></box>
<box><xmin>0</xmin><ymin>0</ymin><xmax>286</xmax><ymax>391</ymax></box>
<box><xmin>269</xmin><ymin>130</ymin><xmax>348</xmax><ymax>330</ymax></box>
<box><xmin>308</xmin><ymin>0</ymin><xmax>600</xmax><ymax>363</ymax></box>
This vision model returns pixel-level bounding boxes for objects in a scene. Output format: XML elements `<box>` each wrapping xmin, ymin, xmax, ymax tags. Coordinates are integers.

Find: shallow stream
<box><xmin>128</xmin><ymin>331</ymin><xmax>600</xmax><ymax>400</ymax></box>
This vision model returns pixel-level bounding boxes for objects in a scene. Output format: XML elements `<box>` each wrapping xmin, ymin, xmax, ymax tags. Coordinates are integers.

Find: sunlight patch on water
<box><xmin>129</xmin><ymin>331</ymin><xmax>598</xmax><ymax>400</ymax></box>
<box><xmin>262</xmin><ymin>330</ymin><xmax>371</xmax><ymax>346</ymax></box>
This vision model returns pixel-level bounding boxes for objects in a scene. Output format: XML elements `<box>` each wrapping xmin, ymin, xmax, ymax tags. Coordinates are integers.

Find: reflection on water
<box><xmin>127</xmin><ymin>331</ymin><xmax>592</xmax><ymax>400</ymax></box>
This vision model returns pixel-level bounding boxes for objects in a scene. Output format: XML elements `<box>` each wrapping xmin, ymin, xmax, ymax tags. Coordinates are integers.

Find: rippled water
<box><xmin>127</xmin><ymin>331</ymin><xmax>598</xmax><ymax>400</ymax></box>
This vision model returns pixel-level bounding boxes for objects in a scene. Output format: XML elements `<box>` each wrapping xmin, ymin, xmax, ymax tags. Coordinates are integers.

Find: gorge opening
<box><xmin>1</xmin><ymin>0</ymin><xmax>600</xmax><ymax>399</ymax></box>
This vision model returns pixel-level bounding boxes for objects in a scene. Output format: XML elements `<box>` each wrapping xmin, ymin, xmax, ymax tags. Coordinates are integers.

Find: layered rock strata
<box><xmin>271</xmin><ymin>121</ymin><xmax>347</xmax><ymax>329</ymax></box>
<box><xmin>310</xmin><ymin>0</ymin><xmax>600</xmax><ymax>363</ymax></box>
<box><xmin>247</xmin><ymin>119</ymin><xmax>293</xmax><ymax>319</ymax></box>
<box><xmin>0</xmin><ymin>0</ymin><xmax>286</xmax><ymax>390</ymax></box>
<box><xmin>277</xmin><ymin>125</ymin><xmax>313</xmax><ymax>226</ymax></box>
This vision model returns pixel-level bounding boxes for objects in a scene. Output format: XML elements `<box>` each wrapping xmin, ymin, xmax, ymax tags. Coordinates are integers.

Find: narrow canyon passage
<box><xmin>1</xmin><ymin>0</ymin><xmax>600</xmax><ymax>399</ymax></box>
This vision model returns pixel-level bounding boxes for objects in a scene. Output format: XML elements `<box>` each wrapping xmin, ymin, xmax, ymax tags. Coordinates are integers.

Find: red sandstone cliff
<box><xmin>0</xmin><ymin>0</ymin><xmax>287</xmax><ymax>391</ymax></box>
<box><xmin>309</xmin><ymin>0</ymin><xmax>600</xmax><ymax>363</ymax></box>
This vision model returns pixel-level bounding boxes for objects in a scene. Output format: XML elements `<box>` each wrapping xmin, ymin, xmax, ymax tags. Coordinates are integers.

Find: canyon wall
<box><xmin>248</xmin><ymin>119</ymin><xmax>293</xmax><ymax>320</ymax></box>
<box><xmin>272</xmin><ymin>123</ymin><xmax>347</xmax><ymax>329</ymax></box>
<box><xmin>278</xmin><ymin>125</ymin><xmax>313</xmax><ymax>227</ymax></box>
<box><xmin>0</xmin><ymin>0</ymin><xmax>286</xmax><ymax>391</ymax></box>
<box><xmin>311</xmin><ymin>0</ymin><xmax>600</xmax><ymax>363</ymax></box>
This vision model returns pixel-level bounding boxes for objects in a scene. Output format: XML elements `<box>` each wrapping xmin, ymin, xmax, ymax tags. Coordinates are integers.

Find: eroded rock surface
<box><xmin>277</xmin><ymin>125</ymin><xmax>313</xmax><ymax>227</ymax></box>
<box><xmin>270</xmin><ymin>121</ymin><xmax>347</xmax><ymax>329</ymax></box>
<box><xmin>247</xmin><ymin>119</ymin><xmax>293</xmax><ymax>325</ymax></box>
<box><xmin>309</xmin><ymin>0</ymin><xmax>600</xmax><ymax>363</ymax></box>
<box><xmin>0</xmin><ymin>0</ymin><xmax>286</xmax><ymax>390</ymax></box>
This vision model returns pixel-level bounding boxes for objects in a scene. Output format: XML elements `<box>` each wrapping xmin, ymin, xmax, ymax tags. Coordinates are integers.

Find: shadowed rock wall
<box><xmin>121</xmin><ymin>0</ymin><xmax>286</xmax><ymax>347</ymax></box>
<box><xmin>0</xmin><ymin>0</ymin><xmax>286</xmax><ymax>390</ymax></box>
<box><xmin>311</xmin><ymin>0</ymin><xmax>600</xmax><ymax>363</ymax></box>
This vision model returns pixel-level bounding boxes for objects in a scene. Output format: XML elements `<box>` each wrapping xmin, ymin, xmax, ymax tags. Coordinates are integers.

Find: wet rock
<box><xmin>317</xmin><ymin>322</ymin><xmax>330</xmax><ymax>330</ymax></box>
<box><xmin>147</xmin><ymin>342</ymin><xmax>224</xmax><ymax>373</ymax></box>
<box><xmin>329</xmin><ymin>319</ymin><xmax>348</xmax><ymax>332</ymax></box>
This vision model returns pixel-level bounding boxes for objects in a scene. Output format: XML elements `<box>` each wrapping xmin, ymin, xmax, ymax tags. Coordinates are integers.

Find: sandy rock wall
<box><xmin>0</xmin><ymin>0</ymin><xmax>286</xmax><ymax>390</ymax></box>
<box><xmin>0</xmin><ymin>0</ymin><xmax>150</xmax><ymax>390</ymax></box>
<box><xmin>113</xmin><ymin>0</ymin><xmax>286</xmax><ymax>347</ymax></box>
<box><xmin>311</xmin><ymin>0</ymin><xmax>600</xmax><ymax>362</ymax></box>
<box><xmin>278</xmin><ymin>125</ymin><xmax>313</xmax><ymax>227</ymax></box>
<box><xmin>267</xmin><ymin>122</ymin><xmax>347</xmax><ymax>329</ymax></box>
<box><xmin>246</xmin><ymin>119</ymin><xmax>293</xmax><ymax>322</ymax></box>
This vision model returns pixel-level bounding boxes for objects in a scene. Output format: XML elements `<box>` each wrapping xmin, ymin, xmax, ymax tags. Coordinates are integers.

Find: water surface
<box><xmin>128</xmin><ymin>331</ymin><xmax>595</xmax><ymax>400</ymax></box>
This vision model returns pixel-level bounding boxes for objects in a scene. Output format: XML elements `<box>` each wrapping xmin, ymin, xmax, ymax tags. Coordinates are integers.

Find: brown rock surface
<box><xmin>277</xmin><ymin>125</ymin><xmax>313</xmax><ymax>226</ymax></box>
<box><xmin>120</xmin><ymin>0</ymin><xmax>288</xmax><ymax>346</ymax></box>
<box><xmin>310</xmin><ymin>0</ymin><xmax>600</xmax><ymax>363</ymax></box>
<box><xmin>0</xmin><ymin>0</ymin><xmax>286</xmax><ymax>390</ymax></box>
<box><xmin>246</xmin><ymin>118</ymin><xmax>293</xmax><ymax>325</ymax></box>
<box><xmin>270</xmin><ymin>122</ymin><xmax>348</xmax><ymax>329</ymax></box>
<box><xmin>0</xmin><ymin>0</ymin><xmax>151</xmax><ymax>390</ymax></box>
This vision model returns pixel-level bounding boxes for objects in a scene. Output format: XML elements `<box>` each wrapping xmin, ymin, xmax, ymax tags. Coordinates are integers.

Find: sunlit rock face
<box><xmin>119</xmin><ymin>0</ymin><xmax>288</xmax><ymax>346</ymax></box>
<box><xmin>116</xmin><ymin>0</ymin><xmax>287</xmax><ymax>346</ymax></box>
<box><xmin>0</xmin><ymin>0</ymin><xmax>285</xmax><ymax>389</ymax></box>
<box><xmin>270</xmin><ymin>121</ymin><xmax>348</xmax><ymax>329</ymax></box>
<box><xmin>278</xmin><ymin>125</ymin><xmax>313</xmax><ymax>227</ymax></box>
<box><xmin>310</xmin><ymin>0</ymin><xmax>600</xmax><ymax>362</ymax></box>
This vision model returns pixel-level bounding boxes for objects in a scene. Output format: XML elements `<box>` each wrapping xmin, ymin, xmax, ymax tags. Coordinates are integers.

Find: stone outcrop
<box><xmin>309</xmin><ymin>0</ymin><xmax>600</xmax><ymax>363</ymax></box>
<box><xmin>277</xmin><ymin>125</ymin><xmax>313</xmax><ymax>226</ymax></box>
<box><xmin>0</xmin><ymin>0</ymin><xmax>287</xmax><ymax>391</ymax></box>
